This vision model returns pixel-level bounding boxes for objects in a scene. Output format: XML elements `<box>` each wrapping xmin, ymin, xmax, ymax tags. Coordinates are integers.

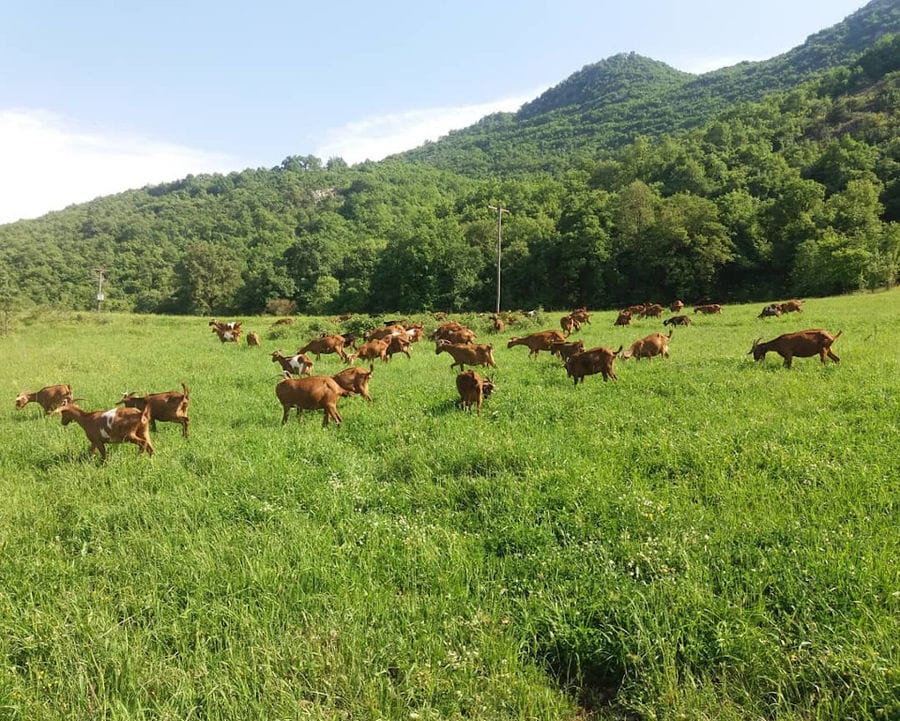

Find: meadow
<box><xmin>1</xmin><ymin>291</ymin><xmax>898</xmax><ymax>720</ymax></box>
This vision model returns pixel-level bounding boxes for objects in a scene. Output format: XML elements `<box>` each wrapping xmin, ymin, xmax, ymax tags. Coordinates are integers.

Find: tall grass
<box><xmin>1</xmin><ymin>292</ymin><xmax>898</xmax><ymax>720</ymax></box>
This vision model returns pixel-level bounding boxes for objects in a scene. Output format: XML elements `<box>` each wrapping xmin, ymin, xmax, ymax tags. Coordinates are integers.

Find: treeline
<box><xmin>0</xmin><ymin>36</ymin><xmax>898</xmax><ymax>315</ymax></box>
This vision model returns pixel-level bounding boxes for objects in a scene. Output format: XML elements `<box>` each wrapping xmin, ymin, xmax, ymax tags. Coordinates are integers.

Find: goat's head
<box><xmin>748</xmin><ymin>338</ymin><xmax>765</xmax><ymax>361</ymax></box>
<box><xmin>14</xmin><ymin>392</ymin><xmax>29</xmax><ymax>410</ymax></box>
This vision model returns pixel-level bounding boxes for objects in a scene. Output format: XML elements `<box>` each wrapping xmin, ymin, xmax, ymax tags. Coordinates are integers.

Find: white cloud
<box><xmin>315</xmin><ymin>91</ymin><xmax>541</xmax><ymax>164</ymax></box>
<box><xmin>0</xmin><ymin>109</ymin><xmax>236</xmax><ymax>224</ymax></box>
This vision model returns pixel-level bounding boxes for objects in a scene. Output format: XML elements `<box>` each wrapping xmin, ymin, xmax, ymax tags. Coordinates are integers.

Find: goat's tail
<box><xmin>181</xmin><ymin>382</ymin><xmax>190</xmax><ymax>399</ymax></box>
<box><xmin>833</xmin><ymin>330</ymin><xmax>843</xmax><ymax>341</ymax></box>
<box><xmin>140</xmin><ymin>404</ymin><xmax>152</xmax><ymax>425</ymax></box>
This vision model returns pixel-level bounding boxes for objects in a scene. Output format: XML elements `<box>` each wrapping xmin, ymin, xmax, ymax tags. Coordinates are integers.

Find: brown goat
<box><xmin>60</xmin><ymin>403</ymin><xmax>154</xmax><ymax>459</ymax></box>
<box><xmin>246</xmin><ymin>331</ymin><xmax>261</xmax><ymax>347</ymax></box>
<box><xmin>779</xmin><ymin>299</ymin><xmax>804</xmax><ymax>314</ymax></box>
<box><xmin>456</xmin><ymin>370</ymin><xmax>496</xmax><ymax>416</ymax></box>
<box><xmin>331</xmin><ymin>366</ymin><xmax>373</xmax><ymax>402</ymax></box>
<box><xmin>758</xmin><ymin>304</ymin><xmax>782</xmax><ymax>318</ymax></box>
<box><xmin>565</xmin><ymin>346</ymin><xmax>621</xmax><ymax>385</ymax></box>
<box><xmin>436</xmin><ymin>341</ymin><xmax>497</xmax><ymax>371</ymax></box>
<box><xmin>749</xmin><ymin>329</ymin><xmax>842</xmax><ymax>368</ymax></box>
<box><xmin>614</xmin><ymin>310</ymin><xmax>633</xmax><ymax>326</ymax></box>
<box><xmin>348</xmin><ymin>337</ymin><xmax>391</xmax><ymax>370</ymax></box>
<box><xmin>663</xmin><ymin>315</ymin><xmax>691</xmax><ymax>327</ymax></box>
<box><xmin>272</xmin><ymin>350</ymin><xmax>314</xmax><ymax>377</ymax></box>
<box><xmin>641</xmin><ymin>303</ymin><xmax>664</xmax><ymax>318</ymax></box>
<box><xmin>694</xmin><ymin>304</ymin><xmax>722</xmax><ymax>315</ymax></box>
<box><xmin>298</xmin><ymin>334</ymin><xmax>349</xmax><ymax>362</ymax></box>
<box><xmin>669</xmin><ymin>300</ymin><xmax>685</xmax><ymax>313</ymax></box>
<box><xmin>570</xmin><ymin>307</ymin><xmax>591</xmax><ymax>325</ymax></box>
<box><xmin>15</xmin><ymin>384</ymin><xmax>74</xmax><ymax>414</ymax></box>
<box><xmin>620</xmin><ymin>331</ymin><xmax>673</xmax><ymax>360</ymax></box>
<box><xmin>491</xmin><ymin>316</ymin><xmax>505</xmax><ymax>333</ymax></box>
<box><xmin>550</xmin><ymin>339</ymin><xmax>585</xmax><ymax>364</ymax></box>
<box><xmin>560</xmin><ymin>314</ymin><xmax>581</xmax><ymax>337</ymax></box>
<box><xmin>507</xmin><ymin>330</ymin><xmax>566</xmax><ymax>357</ymax></box>
<box><xmin>117</xmin><ymin>382</ymin><xmax>190</xmax><ymax>437</ymax></box>
<box><xmin>275</xmin><ymin>375</ymin><xmax>348</xmax><ymax>426</ymax></box>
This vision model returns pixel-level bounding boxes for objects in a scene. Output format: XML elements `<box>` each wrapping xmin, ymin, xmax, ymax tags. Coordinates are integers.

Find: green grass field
<box><xmin>1</xmin><ymin>292</ymin><xmax>898</xmax><ymax>720</ymax></box>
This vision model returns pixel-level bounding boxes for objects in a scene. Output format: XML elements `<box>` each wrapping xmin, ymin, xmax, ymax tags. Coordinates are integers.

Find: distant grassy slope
<box><xmin>1</xmin><ymin>289</ymin><xmax>898</xmax><ymax>719</ymax></box>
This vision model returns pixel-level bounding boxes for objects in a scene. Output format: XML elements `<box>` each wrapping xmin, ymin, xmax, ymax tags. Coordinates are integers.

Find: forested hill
<box><xmin>0</xmin><ymin>4</ymin><xmax>898</xmax><ymax>316</ymax></box>
<box><xmin>399</xmin><ymin>0</ymin><xmax>900</xmax><ymax>175</ymax></box>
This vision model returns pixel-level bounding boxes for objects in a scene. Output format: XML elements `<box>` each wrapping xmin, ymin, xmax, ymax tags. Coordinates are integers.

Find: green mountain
<box><xmin>399</xmin><ymin>0</ymin><xmax>900</xmax><ymax>175</ymax></box>
<box><xmin>1</xmin><ymin>1</ymin><xmax>898</xmax><ymax>314</ymax></box>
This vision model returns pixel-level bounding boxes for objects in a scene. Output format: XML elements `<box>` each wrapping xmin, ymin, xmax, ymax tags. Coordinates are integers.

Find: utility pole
<box><xmin>94</xmin><ymin>268</ymin><xmax>106</xmax><ymax>312</ymax></box>
<box><xmin>488</xmin><ymin>204</ymin><xmax>509</xmax><ymax>314</ymax></box>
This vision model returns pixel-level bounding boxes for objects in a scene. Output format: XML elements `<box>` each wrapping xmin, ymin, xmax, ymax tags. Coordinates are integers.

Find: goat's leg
<box><xmin>827</xmin><ymin>349</ymin><xmax>840</xmax><ymax>364</ymax></box>
<box><xmin>783</xmin><ymin>354</ymin><xmax>793</xmax><ymax>368</ymax></box>
<box><xmin>281</xmin><ymin>406</ymin><xmax>290</xmax><ymax>425</ymax></box>
<box><xmin>182</xmin><ymin>418</ymin><xmax>190</xmax><ymax>438</ymax></box>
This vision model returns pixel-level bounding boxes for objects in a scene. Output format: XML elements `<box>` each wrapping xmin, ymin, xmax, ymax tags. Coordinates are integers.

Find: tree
<box><xmin>174</xmin><ymin>242</ymin><xmax>243</xmax><ymax>314</ymax></box>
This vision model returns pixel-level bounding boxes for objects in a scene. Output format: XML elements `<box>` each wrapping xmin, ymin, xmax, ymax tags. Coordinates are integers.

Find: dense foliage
<box><xmin>0</xmin><ymin>3</ymin><xmax>898</xmax><ymax>315</ymax></box>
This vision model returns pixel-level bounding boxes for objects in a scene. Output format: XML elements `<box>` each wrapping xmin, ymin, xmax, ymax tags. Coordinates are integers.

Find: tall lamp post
<box><xmin>488</xmin><ymin>204</ymin><xmax>509</xmax><ymax>314</ymax></box>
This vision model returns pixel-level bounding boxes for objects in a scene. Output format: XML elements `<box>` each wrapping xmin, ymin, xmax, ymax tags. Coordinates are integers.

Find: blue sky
<box><xmin>0</xmin><ymin>0</ymin><xmax>869</xmax><ymax>223</ymax></box>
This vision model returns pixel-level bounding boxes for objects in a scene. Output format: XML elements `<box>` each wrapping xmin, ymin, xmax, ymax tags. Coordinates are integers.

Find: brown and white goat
<box><xmin>565</xmin><ymin>346</ymin><xmax>621</xmax><ymax>385</ymax></box>
<box><xmin>15</xmin><ymin>384</ymin><xmax>74</xmax><ymax>414</ymax></box>
<box><xmin>272</xmin><ymin>350</ymin><xmax>314</xmax><ymax>377</ymax></box>
<box><xmin>275</xmin><ymin>375</ymin><xmax>348</xmax><ymax>426</ymax></box>
<box><xmin>298</xmin><ymin>334</ymin><xmax>349</xmax><ymax>362</ymax></box>
<box><xmin>758</xmin><ymin>304</ymin><xmax>782</xmax><ymax>318</ymax></box>
<box><xmin>507</xmin><ymin>330</ymin><xmax>566</xmax><ymax>358</ymax></box>
<box><xmin>435</xmin><ymin>341</ymin><xmax>497</xmax><ymax>371</ymax></box>
<box><xmin>620</xmin><ymin>331</ymin><xmax>673</xmax><ymax>360</ymax></box>
<box><xmin>749</xmin><ymin>329</ymin><xmax>842</xmax><ymax>368</ymax></box>
<box><xmin>456</xmin><ymin>370</ymin><xmax>495</xmax><ymax>416</ymax></box>
<box><xmin>60</xmin><ymin>403</ymin><xmax>154</xmax><ymax>459</ymax></box>
<box><xmin>117</xmin><ymin>382</ymin><xmax>190</xmax><ymax>437</ymax></box>
<box><xmin>331</xmin><ymin>366</ymin><xmax>373</xmax><ymax>402</ymax></box>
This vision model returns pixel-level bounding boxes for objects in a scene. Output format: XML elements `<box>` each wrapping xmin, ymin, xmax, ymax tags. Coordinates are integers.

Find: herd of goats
<box><xmin>13</xmin><ymin>299</ymin><xmax>843</xmax><ymax>460</ymax></box>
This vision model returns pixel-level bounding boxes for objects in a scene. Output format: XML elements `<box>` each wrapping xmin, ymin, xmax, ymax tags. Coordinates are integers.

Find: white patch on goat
<box><xmin>224</xmin><ymin>331</ymin><xmax>234</xmax><ymax>341</ymax></box>
<box><xmin>289</xmin><ymin>355</ymin><xmax>307</xmax><ymax>374</ymax></box>
<box><xmin>100</xmin><ymin>409</ymin><xmax>116</xmax><ymax>440</ymax></box>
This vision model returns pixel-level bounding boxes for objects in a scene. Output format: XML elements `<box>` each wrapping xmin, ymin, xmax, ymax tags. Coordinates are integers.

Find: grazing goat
<box><xmin>749</xmin><ymin>329</ymin><xmax>842</xmax><ymax>368</ymax></box>
<box><xmin>15</xmin><ymin>384</ymin><xmax>73</xmax><ymax>414</ymax></box>
<box><xmin>550</xmin><ymin>339</ymin><xmax>585</xmax><ymax>364</ymax></box>
<box><xmin>620</xmin><ymin>331</ymin><xmax>673</xmax><ymax>360</ymax></box>
<box><xmin>641</xmin><ymin>303</ymin><xmax>664</xmax><ymax>318</ymax></box>
<box><xmin>331</xmin><ymin>367</ymin><xmax>373</xmax><ymax>402</ymax></box>
<box><xmin>570</xmin><ymin>307</ymin><xmax>591</xmax><ymax>325</ymax></box>
<box><xmin>435</xmin><ymin>341</ymin><xmax>497</xmax><ymax>371</ymax></box>
<box><xmin>694</xmin><ymin>304</ymin><xmax>722</xmax><ymax>315</ymax></box>
<box><xmin>298</xmin><ymin>334</ymin><xmax>349</xmax><ymax>362</ymax></box>
<box><xmin>275</xmin><ymin>375</ymin><xmax>347</xmax><ymax>426</ymax></box>
<box><xmin>758</xmin><ymin>304</ymin><xmax>782</xmax><ymax>318</ymax></box>
<box><xmin>623</xmin><ymin>304</ymin><xmax>646</xmax><ymax>315</ymax></box>
<box><xmin>385</xmin><ymin>333</ymin><xmax>413</xmax><ymax>361</ymax></box>
<box><xmin>670</xmin><ymin>300</ymin><xmax>685</xmax><ymax>313</ymax></box>
<box><xmin>348</xmin><ymin>337</ymin><xmax>391</xmax><ymax>370</ymax></box>
<box><xmin>272</xmin><ymin>350</ymin><xmax>314</xmax><ymax>377</ymax></box>
<box><xmin>117</xmin><ymin>383</ymin><xmax>190</xmax><ymax>437</ymax></box>
<box><xmin>246</xmin><ymin>331</ymin><xmax>261</xmax><ymax>347</ymax></box>
<box><xmin>272</xmin><ymin>317</ymin><xmax>295</xmax><ymax>326</ymax></box>
<box><xmin>779</xmin><ymin>299</ymin><xmax>804</xmax><ymax>314</ymax></box>
<box><xmin>565</xmin><ymin>346</ymin><xmax>621</xmax><ymax>385</ymax></box>
<box><xmin>491</xmin><ymin>315</ymin><xmax>505</xmax><ymax>333</ymax></box>
<box><xmin>560</xmin><ymin>314</ymin><xmax>582</xmax><ymax>336</ymax></box>
<box><xmin>663</xmin><ymin>315</ymin><xmax>691</xmax><ymax>327</ymax></box>
<box><xmin>60</xmin><ymin>403</ymin><xmax>154</xmax><ymax>459</ymax></box>
<box><xmin>213</xmin><ymin>327</ymin><xmax>241</xmax><ymax>343</ymax></box>
<box><xmin>614</xmin><ymin>310</ymin><xmax>633</xmax><ymax>326</ymax></box>
<box><xmin>209</xmin><ymin>319</ymin><xmax>242</xmax><ymax>332</ymax></box>
<box><xmin>456</xmin><ymin>370</ymin><xmax>495</xmax><ymax>416</ymax></box>
<box><xmin>507</xmin><ymin>330</ymin><xmax>566</xmax><ymax>357</ymax></box>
